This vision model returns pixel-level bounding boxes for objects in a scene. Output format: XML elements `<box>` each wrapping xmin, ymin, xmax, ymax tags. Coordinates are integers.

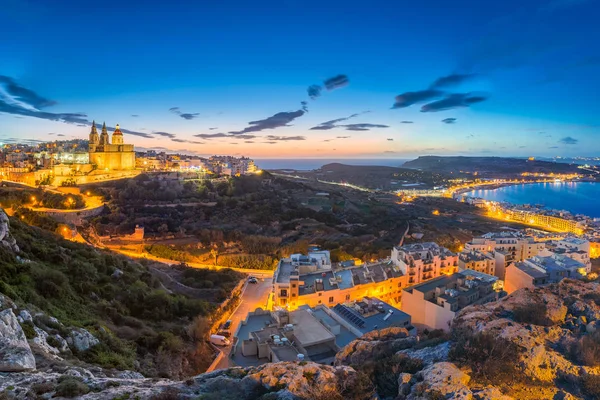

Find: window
<box><xmin>345</xmin><ymin>294</ymin><xmax>350</xmax><ymax>301</ymax></box>
<box><xmin>329</xmin><ymin>296</ymin><xmax>334</xmax><ymax>303</ymax></box>
<box><xmin>291</xmin><ymin>284</ymin><xmax>296</xmax><ymax>288</ymax></box>
<box><xmin>398</xmin><ymin>282</ymin><xmax>402</xmax><ymax>288</ymax></box>
<box><xmin>318</xmin><ymin>292</ymin><xmax>322</xmax><ymax>296</ymax></box>
<box><xmin>292</xmin><ymin>294</ymin><xmax>296</xmax><ymax>297</ymax></box>
<box><xmin>318</xmin><ymin>300</ymin><xmax>322</xmax><ymax>304</ymax></box>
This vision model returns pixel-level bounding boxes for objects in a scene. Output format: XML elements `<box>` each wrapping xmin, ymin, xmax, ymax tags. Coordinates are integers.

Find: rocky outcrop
<box><xmin>67</xmin><ymin>328</ymin><xmax>99</xmax><ymax>352</ymax></box>
<box><xmin>397</xmin><ymin>362</ymin><xmax>513</xmax><ymax>400</ymax></box>
<box><xmin>0</xmin><ymin>361</ymin><xmax>370</xmax><ymax>400</ymax></box>
<box><xmin>335</xmin><ymin>327</ymin><xmax>418</xmax><ymax>365</ymax></box>
<box><xmin>453</xmin><ymin>280</ymin><xmax>600</xmax><ymax>384</ymax></box>
<box><xmin>0</xmin><ymin>309</ymin><xmax>36</xmax><ymax>372</ymax></box>
<box><xmin>0</xmin><ymin>209</ymin><xmax>19</xmax><ymax>253</ymax></box>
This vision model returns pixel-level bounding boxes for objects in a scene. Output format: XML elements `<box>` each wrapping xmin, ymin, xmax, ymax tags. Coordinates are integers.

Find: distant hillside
<box><xmin>402</xmin><ymin>156</ymin><xmax>581</xmax><ymax>176</ymax></box>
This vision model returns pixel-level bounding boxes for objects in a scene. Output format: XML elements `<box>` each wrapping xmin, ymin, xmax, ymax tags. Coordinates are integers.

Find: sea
<box><xmin>256</xmin><ymin>158</ymin><xmax>410</xmax><ymax>171</ymax></box>
<box><xmin>465</xmin><ymin>181</ymin><xmax>600</xmax><ymax>218</ymax></box>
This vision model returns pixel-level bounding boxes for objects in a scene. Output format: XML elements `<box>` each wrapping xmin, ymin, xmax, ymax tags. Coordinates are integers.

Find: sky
<box><xmin>1</xmin><ymin>0</ymin><xmax>599</xmax><ymax>158</ymax></box>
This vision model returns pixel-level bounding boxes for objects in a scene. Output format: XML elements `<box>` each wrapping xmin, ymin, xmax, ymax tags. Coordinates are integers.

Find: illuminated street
<box><xmin>215</xmin><ymin>276</ymin><xmax>272</xmax><ymax>370</ymax></box>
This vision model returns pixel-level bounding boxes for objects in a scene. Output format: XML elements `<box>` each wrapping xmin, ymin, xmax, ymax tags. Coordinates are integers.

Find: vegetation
<box><xmin>581</xmin><ymin>374</ymin><xmax>600</xmax><ymax>399</ymax></box>
<box><xmin>512</xmin><ymin>303</ymin><xmax>553</xmax><ymax>326</ymax></box>
<box><xmin>0</xmin><ymin>187</ymin><xmax>85</xmax><ymax>210</ymax></box>
<box><xmin>351</xmin><ymin>354</ymin><xmax>423</xmax><ymax>399</ymax></box>
<box><xmin>55</xmin><ymin>376</ymin><xmax>90</xmax><ymax>398</ymax></box>
<box><xmin>567</xmin><ymin>331</ymin><xmax>600</xmax><ymax>366</ymax></box>
<box><xmin>0</xmin><ymin>217</ymin><xmax>242</xmax><ymax>378</ymax></box>
<box><xmin>449</xmin><ymin>328</ymin><xmax>522</xmax><ymax>382</ymax></box>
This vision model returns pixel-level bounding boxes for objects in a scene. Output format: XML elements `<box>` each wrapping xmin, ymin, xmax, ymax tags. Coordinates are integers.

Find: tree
<box><xmin>210</xmin><ymin>248</ymin><xmax>219</xmax><ymax>266</ymax></box>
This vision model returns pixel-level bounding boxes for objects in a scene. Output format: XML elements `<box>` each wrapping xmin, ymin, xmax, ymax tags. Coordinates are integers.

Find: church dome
<box><xmin>113</xmin><ymin>124</ymin><xmax>123</xmax><ymax>135</ymax></box>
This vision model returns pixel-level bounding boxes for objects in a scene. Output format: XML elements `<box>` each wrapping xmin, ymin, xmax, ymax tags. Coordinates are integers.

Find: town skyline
<box><xmin>2</xmin><ymin>0</ymin><xmax>599</xmax><ymax>158</ymax></box>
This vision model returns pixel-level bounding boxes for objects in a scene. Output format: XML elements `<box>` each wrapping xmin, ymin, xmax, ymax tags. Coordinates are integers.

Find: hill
<box><xmin>403</xmin><ymin>156</ymin><xmax>582</xmax><ymax>177</ymax></box>
<box><xmin>0</xmin><ymin>208</ymin><xmax>243</xmax><ymax>379</ymax></box>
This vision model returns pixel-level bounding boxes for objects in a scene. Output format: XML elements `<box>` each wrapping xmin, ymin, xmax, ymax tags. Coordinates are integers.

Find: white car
<box><xmin>248</xmin><ymin>277</ymin><xmax>258</xmax><ymax>284</ymax></box>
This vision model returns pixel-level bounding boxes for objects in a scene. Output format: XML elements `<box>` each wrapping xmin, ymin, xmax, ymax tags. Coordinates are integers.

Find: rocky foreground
<box><xmin>2</xmin><ymin>279</ymin><xmax>600</xmax><ymax>399</ymax></box>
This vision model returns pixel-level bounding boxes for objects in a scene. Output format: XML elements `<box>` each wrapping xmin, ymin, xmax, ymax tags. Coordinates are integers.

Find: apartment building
<box><xmin>272</xmin><ymin>252</ymin><xmax>406</xmax><ymax>310</ymax></box>
<box><xmin>401</xmin><ymin>270</ymin><xmax>503</xmax><ymax>332</ymax></box>
<box><xmin>464</xmin><ymin>232</ymin><xmax>546</xmax><ymax>279</ymax></box>
<box><xmin>391</xmin><ymin>242</ymin><xmax>458</xmax><ymax>285</ymax></box>
<box><xmin>505</xmin><ymin>254</ymin><xmax>588</xmax><ymax>294</ymax></box>
<box><xmin>458</xmin><ymin>250</ymin><xmax>496</xmax><ymax>275</ymax></box>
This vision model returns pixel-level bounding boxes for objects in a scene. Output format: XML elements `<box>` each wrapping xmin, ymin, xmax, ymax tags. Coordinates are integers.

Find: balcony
<box><xmin>423</xmin><ymin>267</ymin><xmax>434</xmax><ymax>273</ymax></box>
<box><xmin>409</xmin><ymin>271</ymin><xmax>416</xmax><ymax>276</ymax></box>
<box><xmin>409</xmin><ymin>278</ymin><xmax>415</xmax><ymax>284</ymax></box>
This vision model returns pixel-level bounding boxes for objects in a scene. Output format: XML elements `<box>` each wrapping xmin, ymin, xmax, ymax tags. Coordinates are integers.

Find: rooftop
<box><xmin>460</xmin><ymin>251</ymin><xmax>493</xmax><ymax>262</ymax></box>
<box><xmin>275</xmin><ymin>259</ymin><xmax>295</xmax><ymax>284</ymax></box>
<box><xmin>513</xmin><ymin>262</ymin><xmax>548</xmax><ymax>279</ymax></box>
<box><xmin>290</xmin><ymin>309</ymin><xmax>336</xmax><ymax>346</ymax></box>
<box><xmin>331</xmin><ymin>297</ymin><xmax>411</xmax><ymax>334</ymax></box>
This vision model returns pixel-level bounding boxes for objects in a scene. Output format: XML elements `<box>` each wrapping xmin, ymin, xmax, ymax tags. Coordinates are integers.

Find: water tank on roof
<box><xmin>297</xmin><ymin>353</ymin><xmax>305</xmax><ymax>361</ymax></box>
<box><xmin>282</xmin><ymin>338</ymin><xmax>289</xmax><ymax>345</ymax></box>
<box><xmin>284</xmin><ymin>324</ymin><xmax>294</xmax><ymax>331</ymax></box>
<box><xmin>274</xmin><ymin>338</ymin><xmax>282</xmax><ymax>346</ymax></box>
<box><xmin>273</xmin><ymin>335</ymin><xmax>280</xmax><ymax>341</ymax></box>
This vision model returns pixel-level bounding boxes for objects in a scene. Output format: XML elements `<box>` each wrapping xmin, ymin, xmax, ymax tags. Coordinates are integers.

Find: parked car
<box><xmin>248</xmin><ymin>277</ymin><xmax>258</xmax><ymax>284</ymax></box>
<box><xmin>217</xmin><ymin>330</ymin><xmax>231</xmax><ymax>338</ymax></box>
<box><xmin>222</xmin><ymin>320</ymin><xmax>232</xmax><ymax>330</ymax></box>
<box><xmin>210</xmin><ymin>334</ymin><xmax>230</xmax><ymax>346</ymax></box>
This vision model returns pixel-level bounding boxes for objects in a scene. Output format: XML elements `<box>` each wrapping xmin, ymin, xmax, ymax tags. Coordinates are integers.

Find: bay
<box><xmin>465</xmin><ymin>181</ymin><xmax>600</xmax><ymax>218</ymax></box>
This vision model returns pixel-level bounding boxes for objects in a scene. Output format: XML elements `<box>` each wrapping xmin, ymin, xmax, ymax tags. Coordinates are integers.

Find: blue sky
<box><xmin>1</xmin><ymin>0</ymin><xmax>599</xmax><ymax>158</ymax></box>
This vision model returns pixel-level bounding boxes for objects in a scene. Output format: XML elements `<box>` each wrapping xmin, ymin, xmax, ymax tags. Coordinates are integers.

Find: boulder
<box><xmin>398</xmin><ymin>372</ymin><xmax>413</xmax><ymax>396</ymax></box>
<box><xmin>0</xmin><ymin>309</ymin><xmax>36</xmax><ymax>371</ymax></box>
<box><xmin>335</xmin><ymin>327</ymin><xmax>417</xmax><ymax>365</ymax></box>
<box><xmin>0</xmin><ymin>209</ymin><xmax>19</xmax><ymax>253</ymax></box>
<box><xmin>67</xmin><ymin>328</ymin><xmax>99</xmax><ymax>352</ymax></box>
<box><xmin>411</xmin><ymin>362</ymin><xmax>472</xmax><ymax>400</ymax></box>
<box><xmin>398</xmin><ymin>341</ymin><xmax>450</xmax><ymax>366</ymax></box>
<box><xmin>17</xmin><ymin>310</ymin><xmax>32</xmax><ymax>323</ymax></box>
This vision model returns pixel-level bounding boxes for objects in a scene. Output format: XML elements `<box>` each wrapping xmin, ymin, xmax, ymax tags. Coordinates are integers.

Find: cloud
<box><xmin>308</xmin><ymin>74</ymin><xmax>349</xmax><ymax>99</ymax></box>
<box><xmin>430</xmin><ymin>73</ymin><xmax>477</xmax><ymax>89</ymax></box>
<box><xmin>264</xmin><ymin>135</ymin><xmax>306</xmax><ymax>141</ymax></box>
<box><xmin>229</xmin><ymin>109</ymin><xmax>305</xmax><ymax>134</ymax></box>
<box><xmin>324</xmin><ymin>74</ymin><xmax>349</xmax><ymax>91</ymax></box>
<box><xmin>0</xmin><ymin>75</ymin><xmax>155</xmax><ymax>138</ymax></box>
<box><xmin>307</xmin><ymin>85</ymin><xmax>322</xmax><ymax>99</ymax></box>
<box><xmin>310</xmin><ymin>113</ymin><xmax>360</xmax><ymax>130</ymax></box>
<box><xmin>387</xmin><ymin>138</ymin><xmax>394</xmax><ymax>141</ymax></box>
<box><xmin>209</xmin><ymin>127</ymin><xmax>218</xmax><ymax>130</ymax></box>
<box><xmin>519</xmin><ymin>145</ymin><xmax>526</xmax><ymax>148</ymax></box>
<box><xmin>301</xmin><ymin>101</ymin><xmax>308</xmax><ymax>112</ymax></box>
<box><xmin>401</xmin><ymin>121</ymin><xmax>414</xmax><ymax>124</ymax></box>
<box><xmin>421</xmin><ymin>93</ymin><xmax>488</xmax><ymax>112</ymax></box>
<box><xmin>442</xmin><ymin>118</ymin><xmax>457</xmax><ymax>124</ymax></box>
<box><xmin>336</xmin><ymin>136</ymin><xmax>351</xmax><ymax>139</ymax></box>
<box><xmin>383</xmin><ymin>151</ymin><xmax>396</xmax><ymax>154</ymax></box>
<box><xmin>559</xmin><ymin>136</ymin><xmax>578</xmax><ymax>145</ymax></box>
<box><xmin>131</xmin><ymin>114</ymin><xmax>139</xmax><ymax>117</ymax></box>
<box><xmin>153</xmin><ymin>131</ymin><xmax>176</xmax><ymax>139</ymax></box>
<box><xmin>342</xmin><ymin>123</ymin><xmax>389</xmax><ymax>131</ymax></box>
<box><xmin>392</xmin><ymin>89</ymin><xmax>443</xmax><ymax>109</ymax></box>
<box><xmin>169</xmin><ymin>107</ymin><xmax>200</xmax><ymax>120</ymax></box>
<box><xmin>0</xmin><ymin>75</ymin><xmax>56</xmax><ymax>109</ymax></box>
<box><xmin>244</xmin><ymin>140</ymin><xmax>254</xmax><ymax>143</ymax></box>
<box><xmin>57</xmin><ymin>134</ymin><xmax>65</xmax><ymax>137</ymax></box>
<box><xmin>549</xmin><ymin>146</ymin><xmax>560</xmax><ymax>148</ymax></box>
<box><xmin>171</xmin><ymin>138</ymin><xmax>204</xmax><ymax>144</ymax></box>
<box><xmin>194</xmin><ymin>132</ymin><xmax>230</xmax><ymax>139</ymax></box>
<box><xmin>48</xmin><ymin>132</ymin><xmax>55</xmax><ymax>135</ymax></box>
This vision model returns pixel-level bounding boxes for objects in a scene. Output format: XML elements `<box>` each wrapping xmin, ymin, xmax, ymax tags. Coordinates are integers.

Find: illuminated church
<box><xmin>88</xmin><ymin>122</ymin><xmax>135</xmax><ymax>170</ymax></box>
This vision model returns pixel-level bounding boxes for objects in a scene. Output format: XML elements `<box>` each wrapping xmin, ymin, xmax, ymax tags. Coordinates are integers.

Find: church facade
<box><xmin>89</xmin><ymin>122</ymin><xmax>135</xmax><ymax>170</ymax></box>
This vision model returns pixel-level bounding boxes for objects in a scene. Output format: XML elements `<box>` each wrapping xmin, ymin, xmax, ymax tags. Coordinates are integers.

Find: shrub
<box><xmin>582</xmin><ymin>374</ymin><xmax>600</xmax><ymax>398</ymax></box>
<box><xmin>20</xmin><ymin>320</ymin><xmax>36</xmax><ymax>339</ymax></box>
<box><xmin>55</xmin><ymin>378</ymin><xmax>90</xmax><ymax>398</ymax></box>
<box><xmin>568</xmin><ymin>331</ymin><xmax>600</xmax><ymax>366</ymax></box>
<box><xmin>31</xmin><ymin>382</ymin><xmax>55</xmax><ymax>394</ymax></box>
<box><xmin>351</xmin><ymin>353</ymin><xmax>423</xmax><ymax>399</ymax></box>
<box><xmin>449</xmin><ymin>328</ymin><xmax>521</xmax><ymax>382</ymax></box>
<box><xmin>150</xmin><ymin>388</ymin><xmax>180</xmax><ymax>400</ymax></box>
<box><xmin>512</xmin><ymin>303</ymin><xmax>552</xmax><ymax>326</ymax></box>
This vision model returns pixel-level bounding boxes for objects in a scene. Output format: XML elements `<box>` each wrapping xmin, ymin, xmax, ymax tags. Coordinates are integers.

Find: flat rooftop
<box><xmin>299</xmin><ymin>270</ymin><xmax>337</xmax><ymax>295</ymax></box>
<box><xmin>514</xmin><ymin>262</ymin><xmax>548</xmax><ymax>279</ymax></box>
<box><xmin>311</xmin><ymin>307</ymin><xmax>358</xmax><ymax>348</ymax></box>
<box><xmin>331</xmin><ymin>297</ymin><xmax>411</xmax><ymax>334</ymax></box>
<box><xmin>275</xmin><ymin>260</ymin><xmax>295</xmax><ymax>284</ymax></box>
<box><xmin>290</xmin><ymin>309</ymin><xmax>336</xmax><ymax>346</ymax></box>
